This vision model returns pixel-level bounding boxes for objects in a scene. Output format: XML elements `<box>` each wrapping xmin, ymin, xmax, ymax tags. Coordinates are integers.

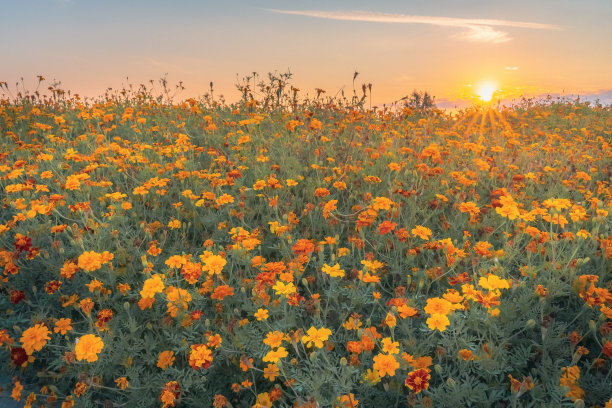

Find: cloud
<box><xmin>268</xmin><ymin>9</ymin><xmax>560</xmax><ymax>43</ymax></box>
<box><xmin>505</xmin><ymin>66</ymin><xmax>519</xmax><ymax>71</ymax></box>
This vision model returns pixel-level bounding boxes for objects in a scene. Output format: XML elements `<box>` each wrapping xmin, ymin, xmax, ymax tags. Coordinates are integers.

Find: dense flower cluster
<box><xmin>0</xmin><ymin>84</ymin><xmax>610</xmax><ymax>407</ymax></box>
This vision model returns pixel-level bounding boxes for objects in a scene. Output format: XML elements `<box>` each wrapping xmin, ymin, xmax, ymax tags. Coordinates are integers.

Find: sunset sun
<box><xmin>476</xmin><ymin>81</ymin><xmax>498</xmax><ymax>102</ymax></box>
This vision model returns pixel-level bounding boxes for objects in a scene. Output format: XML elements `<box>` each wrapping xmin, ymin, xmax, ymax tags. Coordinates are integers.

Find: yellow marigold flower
<box><xmin>322</xmin><ymin>263</ymin><xmax>345</xmax><ymax>278</ymax></box>
<box><xmin>370</xmin><ymin>196</ymin><xmax>394</xmax><ymax>211</ymax></box>
<box><xmin>262</xmin><ymin>347</ymin><xmax>288</xmax><ymax>363</ymax></box>
<box><xmin>426</xmin><ymin>314</ymin><xmax>450</xmax><ymax>332</ymax></box>
<box><xmin>74</xmin><ymin>334</ymin><xmax>104</xmax><ymax>362</ymax></box>
<box><xmin>272</xmin><ymin>281</ymin><xmax>296</xmax><ymax>296</ymax></box>
<box><xmin>384</xmin><ymin>312</ymin><xmax>397</xmax><ymax>328</ymax></box>
<box><xmin>381</xmin><ymin>337</ymin><xmax>399</xmax><ymax>354</ymax></box>
<box><xmin>140</xmin><ymin>274</ymin><xmax>165</xmax><ymax>298</ymax></box>
<box><xmin>168</xmin><ymin>219</ymin><xmax>181</xmax><ymax>229</ymax></box>
<box><xmin>202</xmin><ymin>254</ymin><xmax>226</xmax><ymax>275</ymax></box>
<box><xmin>165</xmin><ymin>255</ymin><xmax>186</xmax><ymax>268</ymax></box>
<box><xmin>263</xmin><ymin>331</ymin><xmax>285</xmax><ymax>348</ymax></box>
<box><xmin>301</xmin><ymin>326</ymin><xmax>332</xmax><ymax>349</ymax></box>
<box><xmin>479</xmin><ymin>274</ymin><xmax>511</xmax><ymax>291</ymax></box>
<box><xmin>20</xmin><ymin>323</ymin><xmax>50</xmax><ymax>355</ymax></box>
<box><xmin>411</xmin><ymin>225</ymin><xmax>432</xmax><ymax>240</ymax></box>
<box><xmin>254</xmin><ymin>308</ymin><xmax>269</xmax><ymax>321</ymax></box>
<box><xmin>157</xmin><ymin>350</ymin><xmax>175</xmax><ymax>370</ymax></box>
<box><xmin>372</xmin><ymin>353</ymin><xmax>399</xmax><ymax>377</ymax></box>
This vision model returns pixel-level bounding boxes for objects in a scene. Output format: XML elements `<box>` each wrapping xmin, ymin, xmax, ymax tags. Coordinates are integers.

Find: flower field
<box><xmin>0</xmin><ymin>88</ymin><xmax>611</xmax><ymax>407</ymax></box>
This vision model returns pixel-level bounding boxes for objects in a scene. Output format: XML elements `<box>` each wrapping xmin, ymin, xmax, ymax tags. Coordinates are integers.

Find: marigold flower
<box><xmin>301</xmin><ymin>326</ymin><xmax>332</xmax><ymax>348</ymax></box>
<box><xmin>140</xmin><ymin>274</ymin><xmax>165</xmax><ymax>298</ymax></box>
<box><xmin>157</xmin><ymin>350</ymin><xmax>175</xmax><ymax>370</ymax></box>
<box><xmin>262</xmin><ymin>347</ymin><xmax>288</xmax><ymax>363</ymax></box>
<box><xmin>254</xmin><ymin>308</ymin><xmax>269</xmax><ymax>321</ymax></box>
<box><xmin>372</xmin><ymin>353</ymin><xmax>399</xmax><ymax>377</ymax></box>
<box><xmin>189</xmin><ymin>344</ymin><xmax>213</xmax><ymax>370</ymax></box>
<box><xmin>74</xmin><ymin>334</ymin><xmax>104</xmax><ymax>362</ymax></box>
<box><xmin>20</xmin><ymin>323</ymin><xmax>50</xmax><ymax>355</ymax></box>
<box><xmin>263</xmin><ymin>363</ymin><xmax>279</xmax><ymax>381</ymax></box>
<box><xmin>322</xmin><ymin>263</ymin><xmax>345</xmax><ymax>278</ymax></box>
<box><xmin>426</xmin><ymin>314</ymin><xmax>450</xmax><ymax>331</ymax></box>
<box><xmin>202</xmin><ymin>254</ymin><xmax>226</xmax><ymax>275</ymax></box>
<box><xmin>381</xmin><ymin>337</ymin><xmax>400</xmax><ymax>354</ymax></box>
<box><xmin>424</xmin><ymin>297</ymin><xmax>453</xmax><ymax>316</ymax></box>
<box><xmin>405</xmin><ymin>368</ymin><xmax>431</xmax><ymax>393</ymax></box>
<box><xmin>11</xmin><ymin>380</ymin><xmax>23</xmax><ymax>401</ymax></box>
<box><xmin>54</xmin><ymin>318</ymin><xmax>72</xmax><ymax>335</ymax></box>
<box><xmin>263</xmin><ymin>331</ymin><xmax>285</xmax><ymax>348</ymax></box>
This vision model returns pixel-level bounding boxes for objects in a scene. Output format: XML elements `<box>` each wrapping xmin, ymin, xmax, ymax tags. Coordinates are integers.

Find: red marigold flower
<box><xmin>405</xmin><ymin>368</ymin><xmax>431</xmax><ymax>393</ymax></box>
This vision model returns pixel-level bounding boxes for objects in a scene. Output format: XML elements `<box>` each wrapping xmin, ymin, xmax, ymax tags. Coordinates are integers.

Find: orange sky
<box><xmin>2</xmin><ymin>0</ymin><xmax>611</xmax><ymax>108</ymax></box>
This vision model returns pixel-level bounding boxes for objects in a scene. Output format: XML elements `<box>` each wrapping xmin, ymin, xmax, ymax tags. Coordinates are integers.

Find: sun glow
<box><xmin>476</xmin><ymin>81</ymin><xmax>498</xmax><ymax>102</ymax></box>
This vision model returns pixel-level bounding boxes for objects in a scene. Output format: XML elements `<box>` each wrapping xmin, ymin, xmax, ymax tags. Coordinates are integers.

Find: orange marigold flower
<box><xmin>74</xmin><ymin>334</ymin><xmax>104</xmax><ymax>362</ymax></box>
<box><xmin>160</xmin><ymin>381</ymin><xmax>180</xmax><ymax>408</ymax></box>
<box><xmin>457</xmin><ymin>349</ymin><xmax>474</xmax><ymax>361</ymax></box>
<box><xmin>188</xmin><ymin>344</ymin><xmax>213</xmax><ymax>370</ymax></box>
<box><xmin>115</xmin><ymin>377</ymin><xmax>129</xmax><ymax>390</ymax></box>
<box><xmin>157</xmin><ymin>350</ymin><xmax>175</xmax><ymax>370</ymax></box>
<box><xmin>372</xmin><ymin>353</ymin><xmax>399</xmax><ymax>377</ymax></box>
<box><xmin>411</xmin><ymin>225</ymin><xmax>432</xmax><ymax>240</ymax></box>
<box><xmin>263</xmin><ymin>331</ymin><xmax>285</xmax><ymax>348</ymax></box>
<box><xmin>20</xmin><ymin>323</ymin><xmax>50</xmax><ymax>355</ymax></box>
<box><xmin>424</xmin><ymin>297</ymin><xmax>453</xmax><ymax>316</ymax></box>
<box><xmin>77</xmin><ymin>251</ymin><xmax>104</xmax><ymax>272</ymax></box>
<box><xmin>54</xmin><ymin>318</ymin><xmax>72</xmax><ymax>335</ymax></box>
<box><xmin>11</xmin><ymin>379</ymin><xmax>23</xmax><ymax>401</ymax></box>
<box><xmin>211</xmin><ymin>285</ymin><xmax>234</xmax><ymax>301</ymax></box>
<box><xmin>315</xmin><ymin>187</ymin><xmax>330</xmax><ymax>198</ymax></box>
<box><xmin>292</xmin><ymin>239</ymin><xmax>315</xmax><ymax>256</ymax></box>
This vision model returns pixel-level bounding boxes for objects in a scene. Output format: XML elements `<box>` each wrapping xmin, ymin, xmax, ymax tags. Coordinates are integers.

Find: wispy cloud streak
<box><xmin>268</xmin><ymin>9</ymin><xmax>560</xmax><ymax>43</ymax></box>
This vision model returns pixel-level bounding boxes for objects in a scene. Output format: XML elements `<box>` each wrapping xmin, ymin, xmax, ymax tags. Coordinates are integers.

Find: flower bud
<box><xmin>573</xmin><ymin>399</ymin><xmax>585</xmax><ymax>408</ymax></box>
<box><xmin>434</xmin><ymin>364</ymin><xmax>443</xmax><ymax>374</ymax></box>
<box><xmin>339</xmin><ymin>357</ymin><xmax>347</xmax><ymax>366</ymax></box>
<box><xmin>589</xmin><ymin>320</ymin><xmax>596</xmax><ymax>332</ymax></box>
<box><xmin>526</xmin><ymin>319</ymin><xmax>536</xmax><ymax>329</ymax></box>
<box><xmin>446</xmin><ymin>377</ymin><xmax>456</xmax><ymax>387</ymax></box>
<box><xmin>123</xmin><ymin>302</ymin><xmax>130</xmax><ymax>311</ymax></box>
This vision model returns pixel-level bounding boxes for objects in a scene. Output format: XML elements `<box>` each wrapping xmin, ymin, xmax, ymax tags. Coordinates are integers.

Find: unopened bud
<box><xmin>526</xmin><ymin>319</ymin><xmax>536</xmax><ymax>329</ymax></box>
<box><xmin>589</xmin><ymin>320</ymin><xmax>596</xmax><ymax>332</ymax></box>
<box><xmin>574</xmin><ymin>399</ymin><xmax>585</xmax><ymax>408</ymax></box>
<box><xmin>339</xmin><ymin>357</ymin><xmax>347</xmax><ymax>366</ymax></box>
<box><xmin>446</xmin><ymin>378</ymin><xmax>456</xmax><ymax>387</ymax></box>
<box><xmin>434</xmin><ymin>364</ymin><xmax>443</xmax><ymax>374</ymax></box>
<box><xmin>124</xmin><ymin>302</ymin><xmax>130</xmax><ymax>311</ymax></box>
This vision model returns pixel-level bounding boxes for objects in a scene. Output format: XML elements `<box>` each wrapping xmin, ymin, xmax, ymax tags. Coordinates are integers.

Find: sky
<box><xmin>2</xmin><ymin>0</ymin><xmax>612</xmax><ymax>108</ymax></box>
